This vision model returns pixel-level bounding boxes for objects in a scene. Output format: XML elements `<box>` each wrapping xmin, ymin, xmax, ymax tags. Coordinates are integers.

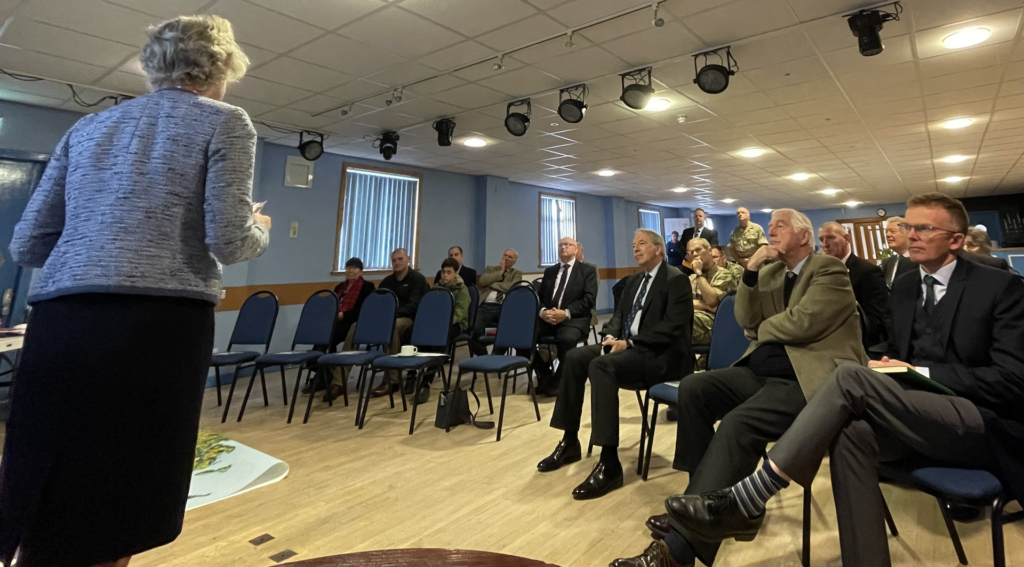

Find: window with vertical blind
<box><xmin>334</xmin><ymin>164</ymin><xmax>421</xmax><ymax>272</ymax></box>
<box><xmin>539</xmin><ymin>193</ymin><xmax>577</xmax><ymax>266</ymax></box>
<box><xmin>639</xmin><ymin>208</ymin><xmax>661</xmax><ymax>232</ymax></box>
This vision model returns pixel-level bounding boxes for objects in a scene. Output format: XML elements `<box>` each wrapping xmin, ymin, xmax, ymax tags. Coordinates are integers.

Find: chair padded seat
<box><xmin>452</xmin><ymin>333</ymin><xmax>470</xmax><ymax>343</ymax></box>
<box><xmin>649</xmin><ymin>381</ymin><xmax>680</xmax><ymax>403</ymax></box>
<box><xmin>537</xmin><ymin>335</ymin><xmax>557</xmax><ymax>344</ymax></box>
<box><xmin>374</xmin><ymin>354</ymin><xmax>449</xmax><ymax>370</ymax></box>
<box><xmin>211</xmin><ymin>351</ymin><xmax>260</xmax><ymax>366</ymax></box>
<box><xmin>318</xmin><ymin>351</ymin><xmax>384</xmax><ymax>366</ymax></box>
<box><xmin>256</xmin><ymin>350</ymin><xmax>324</xmax><ymax>366</ymax></box>
<box><xmin>692</xmin><ymin>345</ymin><xmax>710</xmax><ymax>355</ymax></box>
<box><xmin>882</xmin><ymin>466</ymin><xmax>1005</xmax><ymax>502</ymax></box>
<box><xmin>459</xmin><ymin>355</ymin><xmax>529</xmax><ymax>373</ymax></box>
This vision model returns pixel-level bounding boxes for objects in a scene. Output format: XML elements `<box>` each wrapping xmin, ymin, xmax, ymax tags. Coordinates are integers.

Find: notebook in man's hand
<box><xmin>873</xmin><ymin>366</ymin><xmax>956</xmax><ymax>396</ymax></box>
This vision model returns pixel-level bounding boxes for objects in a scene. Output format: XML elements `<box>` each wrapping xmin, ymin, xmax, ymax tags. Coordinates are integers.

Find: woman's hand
<box><xmin>252</xmin><ymin>211</ymin><xmax>271</xmax><ymax>230</ymax></box>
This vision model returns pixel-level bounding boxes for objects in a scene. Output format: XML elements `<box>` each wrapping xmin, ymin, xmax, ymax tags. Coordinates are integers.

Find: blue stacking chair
<box><xmin>213</xmin><ymin>290</ymin><xmax>278</xmax><ymax>413</ymax></box>
<box><xmin>878</xmin><ymin>465</ymin><xmax>1021</xmax><ymax>567</ymax></box>
<box><xmin>454</xmin><ymin>285</ymin><xmax>540</xmax><ymax>441</ymax></box>
<box><xmin>365</xmin><ymin>288</ymin><xmax>454</xmax><ymax>434</ymax></box>
<box><xmin>446</xmin><ymin>284</ymin><xmax>479</xmax><ymax>381</ymax></box>
<box><xmin>316</xmin><ymin>289</ymin><xmax>398</xmax><ymax>428</ymax></box>
<box><xmin>235</xmin><ymin>290</ymin><xmax>338</xmax><ymax>424</ymax></box>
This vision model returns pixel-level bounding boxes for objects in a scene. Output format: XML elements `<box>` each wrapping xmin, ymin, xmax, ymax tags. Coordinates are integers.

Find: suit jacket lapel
<box><xmin>638</xmin><ymin>262</ymin><xmax>667</xmax><ymax>326</ymax></box>
<box><xmin>898</xmin><ymin>271</ymin><xmax>922</xmax><ymax>359</ymax></box>
<box><xmin>933</xmin><ymin>260</ymin><xmax>968</xmax><ymax>351</ymax></box>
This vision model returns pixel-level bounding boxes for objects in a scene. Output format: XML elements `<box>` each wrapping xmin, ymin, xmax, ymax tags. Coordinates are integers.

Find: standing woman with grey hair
<box><xmin>0</xmin><ymin>15</ymin><xmax>269</xmax><ymax>566</ymax></box>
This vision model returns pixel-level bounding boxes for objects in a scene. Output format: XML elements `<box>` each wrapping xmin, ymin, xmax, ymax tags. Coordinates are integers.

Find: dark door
<box><xmin>0</xmin><ymin>158</ymin><xmax>47</xmax><ymax>327</ymax></box>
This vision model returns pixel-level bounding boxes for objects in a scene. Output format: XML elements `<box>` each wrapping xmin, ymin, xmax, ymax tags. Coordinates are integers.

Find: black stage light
<box><xmin>505</xmin><ymin>99</ymin><xmax>531</xmax><ymax>137</ymax></box>
<box><xmin>693</xmin><ymin>47</ymin><xmax>737</xmax><ymax>95</ymax></box>
<box><xmin>433</xmin><ymin>118</ymin><xmax>456</xmax><ymax>146</ymax></box>
<box><xmin>847</xmin><ymin>4</ymin><xmax>901</xmax><ymax>57</ymax></box>
<box><xmin>557</xmin><ymin>84</ymin><xmax>588</xmax><ymax>124</ymax></box>
<box><xmin>298</xmin><ymin>131</ymin><xmax>324</xmax><ymax>161</ymax></box>
<box><xmin>620</xmin><ymin>67</ymin><xmax>654</xmax><ymax>110</ymax></box>
<box><xmin>379</xmin><ymin>131</ymin><xmax>399</xmax><ymax>160</ymax></box>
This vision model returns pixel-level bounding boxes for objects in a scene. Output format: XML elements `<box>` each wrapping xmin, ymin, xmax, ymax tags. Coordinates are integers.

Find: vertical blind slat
<box><xmin>338</xmin><ymin>169</ymin><xmax>418</xmax><ymax>271</ymax></box>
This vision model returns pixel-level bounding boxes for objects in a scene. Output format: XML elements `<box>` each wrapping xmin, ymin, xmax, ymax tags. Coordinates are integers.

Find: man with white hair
<box><xmin>819</xmin><ymin>221</ymin><xmax>891</xmax><ymax>349</ymax></box>
<box><xmin>882</xmin><ymin>216</ymin><xmax>916</xmax><ymax>287</ymax></box>
<box><xmin>614</xmin><ymin>209</ymin><xmax>866</xmax><ymax>567</ymax></box>
<box><xmin>470</xmin><ymin>248</ymin><xmax>522</xmax><ymax>357</ymax></box>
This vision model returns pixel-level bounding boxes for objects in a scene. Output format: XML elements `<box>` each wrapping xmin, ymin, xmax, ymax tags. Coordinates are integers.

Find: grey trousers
<box><xmin>768</xmin><ymin>364</ymin><xmax>994</xmax><ymax>567</ymax></box>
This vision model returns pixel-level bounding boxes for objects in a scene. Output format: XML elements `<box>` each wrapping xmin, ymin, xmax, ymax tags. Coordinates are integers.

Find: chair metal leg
<box><xmin>802</xmin><ymin>486</ymin><xmax>812</xmax><ymax>567</ymax></box>
<box><xmin>642</xmin><ymin>400</ymin><xmax>659</xmax><ymax>481</ymax></box>
<box><xmin>637</xmin><ymin>391</ymin><xmax>649</xmax><ymax>476</ymax></box>
<box><xmin>303</xmin><ymin>365</ymin><xmax>326</xmax><ymax>424</ymax></box>
<box><xmin>991</xmin><ymin>495</ymin><xmax>1007</xmax><ymax>567</ymax></box>
<box><xmin>359</xmin><ymin>368</ymin><xmax>375</xmax><ymax>430</ymax></box>
<box><xmin>278</xmin><ymin>366</ymin><xmax>287</xmax><ymax>405</ymax></box>
<box><xmin>260</xmin><ymin>368</ymin><xmax>269</xmax><ymax>406</ymax></box>
<box><xmin>340</xmin><ymin>366</ymin><xmax>349</xmax><ymax>407</ymax></box>
<box><xmin>527</xmin><ymin>366</ymin><xmax>540</xmax><ymax>421</ymax></box>
<box><xmin>587</xmin><ymin>441</ymin><xmax>593</xmax><ymax>457</ymax></box>
<box><xmin>937</xmin><ymin>498</ymin><xmax>969</xmax><ymax>566</ymax></box>
<box><xmin>482</xmin><ymin>372</ymin><xmax>493</xmax><ymax>414</ymax></box>
<box><xmin>221</xmin><ymin>365</ymin><xmax>244</xmax><ymax>423</ymax></box>
<box><xmin>496</xmin><ymin>372</ymin><xmax>510</xmax><ymax>442</ymax></box>
<box><xmin>408</xmin><ymin>370</ymin><xmax>422</xmax><ymax>435</ymax></box>
<box><xmin>286</xmin><ymin>365</ymin><xmax>305</xmax><ymax>424</ymax></box>
<box><xmin>214</xmin><ymin>366</ymin><xmax>222</xmax><ymax>406</ymax></box>
<box><xmin>883</xmin><ymin>494</ymin><xmax>898</xmax><ymax>536</ymax></box>
<box><xmin>237</xmin><ymin>365</ymin><xmax>260</xmax><ymax>422</ymax></box>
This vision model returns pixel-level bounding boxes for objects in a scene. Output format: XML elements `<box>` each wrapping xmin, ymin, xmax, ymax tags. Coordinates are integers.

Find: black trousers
<box><xmin>670</xmin><ymin>367</ymin><xmax>807</xmax><ymax>566</ymax></box>
<box><xmin>550</xmin><ymin>344</ymin><xmax>656</xmax><ymax>448</ymax></box>
<box><xmin>470</xmin><ymin>303</ymin><xmax>503</xmax><ymax>356</ymax></box>
<box><xmin>531</xmin><ymin>322</ymin><xmax>583</xmax><ymax>384</ymax></box>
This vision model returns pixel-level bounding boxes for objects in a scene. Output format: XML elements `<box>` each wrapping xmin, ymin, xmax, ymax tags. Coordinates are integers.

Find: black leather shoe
<box><xmin>572</xmin><ymin>461</ymin><xmax>624</xmax><ymax>500</ymax></box>
<box><xmin>945</xmin><ymin>502</ymin><xmax>985</xmax><ymax>523</ymax></box>
<box><xmin>665</xmin><ymin>489</ymin><xmax>763</xmax><ymax>543</ymax></box>
<box><xmin>666</xmin><ymin>406</ymin><xmax>678</xmax><ymax>422</ymax></box>
<box><xmin>369</xmin><ymin>381</ymin><xmax>399</xmax><ymax>398</ymax></box>
<box><xmin>610</xmin><ymin>540</ymin><xmax>690</xmax><ymax>567</ymax></box>
<box><xmin>537</xmin><ymin>439</ymin><xmax>582</xmax><ymax>472</ymax></box>
<box><xmin>416</xmin><ymin>386</ymin><xmax>431</xmax><ymax>405</ymax></box>
<box><xmin>647</xmin><ymin>513</ymin><xmax>670</xmax><ymax>540</ymax></box>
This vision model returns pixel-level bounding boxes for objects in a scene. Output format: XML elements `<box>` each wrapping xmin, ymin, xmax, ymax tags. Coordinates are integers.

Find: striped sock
<box><xmin>731</xmin><ymin>460</ymin><xmax>789</xmax><ymax>518</ymax></box>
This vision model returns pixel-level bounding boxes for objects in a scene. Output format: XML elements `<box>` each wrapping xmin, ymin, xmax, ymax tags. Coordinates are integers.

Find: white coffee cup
<box><xmin>400</xmin><ymin>345</ymin><xmax>419</xmax><ymax>356</ymax></box>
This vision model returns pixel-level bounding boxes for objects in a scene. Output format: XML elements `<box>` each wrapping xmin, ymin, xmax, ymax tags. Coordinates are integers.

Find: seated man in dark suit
<box><xmin>652</xmin><ymin>193</ymin><xmax>1024</xmax><ymax>567</ymax></box>
<box><xmin>533</xmin><ymin>237</ymin><xmax>598</xmax><ymax>396</ymax></box>
<box><xmin>819</xmin><ymin>221</ymin><xmax>891</xmax><ymax>349</ymax></box>
<box><xmin>538</xmin><ymin>229</ymin><xmax>693</xmax><ymax>500</ymax></box>
<box><xmin>434</xmin><ymin>245</ymin><xmax>477</xmax><ymax>285</ymax></box>
<box><xmin>882</xmin><ymin>216</ymin><xmax>917</xmax><ymax>288</ymax></box>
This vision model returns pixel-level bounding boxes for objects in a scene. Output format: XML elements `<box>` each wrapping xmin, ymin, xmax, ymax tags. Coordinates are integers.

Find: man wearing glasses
<box><xmin>624</xmin><ymin>193</ymin><xmax>1024</xmax><ymax>567</ymax></box>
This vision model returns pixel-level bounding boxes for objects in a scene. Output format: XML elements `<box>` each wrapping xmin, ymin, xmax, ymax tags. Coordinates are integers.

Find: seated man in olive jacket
<box><xmin>470</xmin><ymin>249</ymin><xmax>523</xmax><ymax>357</ymax></box>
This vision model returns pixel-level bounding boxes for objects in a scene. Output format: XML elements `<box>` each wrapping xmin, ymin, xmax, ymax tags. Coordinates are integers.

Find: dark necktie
<box><xmin>496</xmin><ymin>271</ymin><xmax>507</xmax><ymax>303</ymax></box>
<box><xmin>552</xmin><ymin>264</ymin><xmax>570</xmax><ymax>308</ymax></box>
<box><xmin>623</xmin><ymin>274</ymin><xmax>651</xmax><ymax>341</ymax></box>
<box><xmin>923</xmin><ymin>274</ymin><xmax>937</xmax><ymax>313</ymax></box>
<box><xmin>783</xmin><ymin>271</ymin><xmax>797</xmax><ymax>308</ymax></box>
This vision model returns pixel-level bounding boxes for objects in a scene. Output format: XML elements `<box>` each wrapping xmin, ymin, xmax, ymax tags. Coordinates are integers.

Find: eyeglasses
<box><xmin>897</xmin><ymin>223</ymin><xmax>960</xmax><ymax>237</ymax></box>
<box><xmin>558</xmin><ymin>242</ymin><xmax>577</xmax><ymax>248</ymax></box>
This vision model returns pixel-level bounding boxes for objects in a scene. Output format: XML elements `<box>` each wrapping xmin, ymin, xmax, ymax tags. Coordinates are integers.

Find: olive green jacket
<box><xmin>433</xmin><ymin>275</ymin><xmax>470</xmax><ymax>331</ymax></box>
<box><xmin>477</xmin><ymin>265</ymin><xmax>523</xmax><ymax>304</ymax></box>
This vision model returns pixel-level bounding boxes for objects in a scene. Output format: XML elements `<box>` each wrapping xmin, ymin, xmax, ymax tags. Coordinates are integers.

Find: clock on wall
<box><xmin>877</xmin><ymin>208</ymin><xmax>886</xmax><ymax>217</ymax></box>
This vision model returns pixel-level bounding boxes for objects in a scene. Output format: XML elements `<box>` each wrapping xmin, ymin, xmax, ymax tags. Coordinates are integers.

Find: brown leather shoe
<box><xmin>647</xmin><ymin>513</ymin><xmax>671</xmax><ymax>540</ymax></box>
<box><xmin>369</xmin><ymin>381</ymin><xmax>399</xmax><ymax>398</ymax></box>
<box><xmin>610</xmin><ymin>540</ymin><xmax>690</xmax><ymax>567</ymax></box>
<box><xmin>323</xmin><ymin>384</ymin><xmax>346</xmax><ymax>403</ymax></box>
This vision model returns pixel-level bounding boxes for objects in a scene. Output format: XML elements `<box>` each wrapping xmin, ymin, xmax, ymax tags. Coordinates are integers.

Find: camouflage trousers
<box><xmin>693</xmin><ymin>310</ymin><xmax>715</xmax><ymax>345</ymax></box>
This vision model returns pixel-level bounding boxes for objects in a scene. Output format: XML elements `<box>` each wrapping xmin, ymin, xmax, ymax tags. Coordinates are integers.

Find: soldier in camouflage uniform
<box><xmin>727</xmin><ymin>206</ymin><xmax>768</xmax><ymax>268</ymax></box>
<box><xmin>688</xmin><ymin>238</ymin><xmax>736</xmax><ymax>345</ymax></box>
<box><xmin>712</xmin><ymin>245</ymin><xmax>744</xmax><ymax>282</ymax></box>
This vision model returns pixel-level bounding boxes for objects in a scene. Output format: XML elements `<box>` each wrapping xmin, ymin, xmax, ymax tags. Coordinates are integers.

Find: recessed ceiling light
<box><xmin>463</xmin><ymin>137</ymin><xmax>487</xmax><ymax>147</ymax></box>
<box><xmin>644</xmin><ymin>98</ymin><xmax>671</xmax><ymax>112</ymax></box>
<box><xmin>761</xmin><ymin>208</ymin><xmax>773</xmax><ymax>213</ymax></box>
<box><xmin>788</xmin><ymin>173</ymin><xmax>812</xmax><ymax>181</ymax></box>
<box><xmin>818</xmin><ymin>188</ymin><xmax>841</xmax><ymax>196</ymax></box>
<box><xmin>942</xmin><ymin>117</ymin><xmax>973</xmax><ymax>129</ymax></box>
<box><xmin>721</xmin><ymin>198</ymin><xmax>737</xmax><ymax>204</ymax></box>
<box><xmin>597</xmin><ymin>169</ymin><xmax>616</xmax><ymax>177</ymax></box>
<box><xmin>942</xmin><ymin>176</ymin><xmax>967</xmax><ymax>183</ymax></box>
<box><xmin>671</xmin><ymin>187</ymin><xmax>689</xmax><ymax>193</ymax></box>
<box><xmin>842</xmin><ymin>200</ymin><xmax>862</xmax><ymax>207</ymax></box>
<box><xmin>550</xmin><ymin>122</ymin><xmax>559</xmax><ymax>127</ymax></box>
<box><xmin>941</xmin><ymin>154</ymin><xmax>969</xmax><ymax>163</ymax></box>
<box><xmin>942</xmin><ymin>28</ymin><xmax>991</xmax><ymax>50</ymax></box>
<box><xmin>739</xmin><ymin>147</ymin><xmax>765</xmax><ymax>158</ymax></box>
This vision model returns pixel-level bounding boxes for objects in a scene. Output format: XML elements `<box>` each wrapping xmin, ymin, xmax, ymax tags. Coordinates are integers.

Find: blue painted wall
<box><xmin>0</xmin><ymin>100</ymin><xmax>83</xmax><ymax>155</ymax></box>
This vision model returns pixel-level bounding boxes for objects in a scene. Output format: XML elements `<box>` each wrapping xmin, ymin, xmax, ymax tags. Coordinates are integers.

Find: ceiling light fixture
<box><xmin>721</xmin><ymin>198</ymin><xmax>737</xmax><ymax>204</ymax></box>
<box><xmin>492</xmin><ymin>54</ymin><xmax>504</xmax><ymax>71</ymax></box>
<box><xmin>739</xmin><ymin>147</ymin><xmax>765</xmax><ymax>158</ymax></box>
<box><xmin>942</xmin><ymin>176</ymin><xmax>967</xmax><ymax>183</ymax></box>
<box><xmin>761</xmin><ymin>208</ymin><xmax>774</xmax><ymax>213</ymax></box>
<box><xmin>676</xmin><ymin>114</ymin><xmax>687</xmax><ymax>123</ymax></box>
<box><xmin>432</xmin><ymin>118</ymin><xmax>456</xmax><ymax>147</ymax></box>
<box><xmin>504</xmin><ymin>99</ymin><xmax>531</xmax><ymax>137</ymax></box>
<box><xmin>943</xmin><ymin>27</ymin><xmax>991</xmax><ymax>49</ymax></box>
<box><xmin>463</xmin><ymin>137</ymin><xmax>487</xmax><ymax>148</ymax></box>
<box><xmin>671</xmin><ymin>187</ymin><xmax>689</xmax><ymax>193</ymax></box>
<box><xmin>819</xmin><ymin>188</ymin><xmax>841</xmax><ymax>196</ymax></box>
<box><xmin>693</xmin><ymin>46</ymin><xmax>737</xmax><ymax>94</ymax></box>
<box><xmin>597</xmin><ymin>169</ymin><xmax>616</xmax><ymax>177</ymax></box>
<box><xmin>339</xmin><ymin>104</ymin><xmax>353</xmax><ymax>117</ymax></box>
<box><xmin>845</xmin><ymin>3</ymin><xmax>901</xmax><ymax>57</ymax></box>
<box><xmin>385</xmin><ymin>87</ymin><xmax>403</xmax><ymax>106</ymax></box>
<box><xmin>941</xmin><ymin>154</ymin><xmax>969</xmax><ymax>163</ymax></box>
<box><xmin>378</xmin><ymin>131</ymin><xmax>399</xmax><ymax>161</ymax></box>
<box><xmin>788</xmin><ymin>172</ymin><xmax>812</xmax><ymax>181</ymax></box>
<box><xmin>620</xmin><ymin>67</ymin><xmax>655</xmax><ymax>110</ymax></box>
<box><xmin>842</xmin><ymin>200</ymin><xmax>862</xmax><ymax>207</ymax></box>
<box><xmin>297</xmin><ymin>131</ymin><xmax>324</xmax><ymax>161</ymax></box>
<box><xmin>565</xmin><ymin>30</ymin><xmax>575</xmax><ymax>48</ymax></box>
<box><xmin>942</xmin><ymin>117</ymin><xmax>973</xmax><ymax>129</ymax></box>
<box><xmin>644</xmin><ymin>98</ymin><xmax>671</xmax><ymax>112</ymax></box>
<box><xmin>558</xmin><ymin>84</ymin><xmax>588</xmax><ymax>124</ymax></box>
<box><xmin>651</xmin><ymin>1</ymin><xmax>665</xmax><ymax>27</ymax></box>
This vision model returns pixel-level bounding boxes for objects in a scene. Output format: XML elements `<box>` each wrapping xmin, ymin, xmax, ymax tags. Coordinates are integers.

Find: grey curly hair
<box><xmin>140</xmin><ymin>15</ymin><xmax>249</xmax><ymax>91</ymax></box>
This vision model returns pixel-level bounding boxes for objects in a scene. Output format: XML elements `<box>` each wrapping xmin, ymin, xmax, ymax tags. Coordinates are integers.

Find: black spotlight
<box><xmin>847</xmin><ymin>4</ymin><xmax>901</xmax><ymax>57</ymax></box>
<box><xmin>433</xmin><ymin>118</ymin><xmax>456</xmax><ymax>146</ymax></box>
<box><xmin>558</xmin><ymin>84</ymin><xmax>588</xmax><ymax>124</ymax></box>
<box><xmin>693</xmin><ymin>47</ymin><xmax>737</xmax><ymax>95</ymax></box>
<box><xmin>620</xmin><ymin>67</ymin><xmax>654</xmax><ymax>110</ymax></box>
<box><xmin>298</xmin><ymin>131</ymin><xmax>324</xmax><ymax>161</ymax></box>
<box><xmin>504</xmin><ymin>99</ymin><xmax>531</xmax><ymax>137</ymax></box>
<box><xmin>379</xmin><ymin>131</ymin><xmax>399</xmax><ymax>160</ymax></box>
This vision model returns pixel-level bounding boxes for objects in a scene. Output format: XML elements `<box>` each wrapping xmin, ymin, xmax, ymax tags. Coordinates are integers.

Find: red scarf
<box><xmin>335</xmin><ymin>277</ymin><xmax>364</xmax><ymax>314</ymax></box>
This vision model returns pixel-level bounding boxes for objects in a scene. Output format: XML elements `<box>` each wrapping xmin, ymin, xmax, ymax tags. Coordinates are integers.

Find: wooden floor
<box><xmin>113</xmin><ymin>354</ymin><xmax>1023</xmax><ymax>567</ymax></box>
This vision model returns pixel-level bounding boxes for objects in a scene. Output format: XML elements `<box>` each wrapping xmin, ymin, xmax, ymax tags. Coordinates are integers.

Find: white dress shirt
<box><xmin>693</xmin><ymin>226</ymin><xmax>703</xmax><ymax>240</ymax></box>
<box><xmin>541</xmin><ymin>258</ymin><xmax>576</xmax><ymax>318</ymax></box>
<box><xmin>627</xmin><ymin>261</ymin><xmax>661</xmax><ymax>339</ymax></box>
<box><xmin>920</xmin><ymin>258</ymin><xmax>957</xmax><ymax>305</ymax></box>
<box><xmin>789</xmin><ymin>254</ymin><xmax>810</xmax><ymax>277</ymax></box>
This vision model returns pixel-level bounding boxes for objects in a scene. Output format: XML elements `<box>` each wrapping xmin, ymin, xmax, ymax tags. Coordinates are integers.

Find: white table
<box><xmin>0</xmin><ymin>335</ymin><xmax>24</xmax><ymax>354</ymax></box>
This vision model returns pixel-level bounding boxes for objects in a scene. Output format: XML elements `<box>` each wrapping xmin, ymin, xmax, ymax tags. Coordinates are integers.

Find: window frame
<box><xmin>537</xmin><ymin>192</ymin><xmax>578</xmax><ymax>268</ymax></box>
<box><xmin>638</xmin><ymin>208</ymin><xmax>661</xmax><ymax>233</ymax></box>
<box><xmin>332</xmin><ymin>162</ymin><xmax>423</xmax><ymax>275</ymax></box>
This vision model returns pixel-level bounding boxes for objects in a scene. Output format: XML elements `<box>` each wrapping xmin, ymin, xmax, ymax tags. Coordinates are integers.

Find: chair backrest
<box><xmin>409</xmin><ymin>288</ymin><xmax>454</xmax><ymax>348</ymax></box>
<box><xmin>532</xmin><ymin>277</ymin><xmax>543</xmax><ymax>289</ymax></box>
<box><xmin>292</xmin><ymin>290</ymin><xmax>339</xmax><ymax>348</ymax></box>
<box><xmin>511</xmin><ymin>280</ymin><xmax>534</xmax><ymax>292</ymax></box>
<box><xmin>352</xmin><ymin>289</ymin><xmax>398</xmax><ymax>347</ymax></box>
<box><xmin>495</xmin><ymin>285</ymin><xmax>540</xmax><ymax>351</ymax></box>
<box><xmin>707</xmin><ymin>294</ymin><xmax>747</xmax><ymax>370</ymax></box>
<box><xmin>466</xmin><ymin>284</ymin><xmax>479</xmax><ymax>329</ymax></box>
<box><xmin>228</xmin><ymin>290</ymin><xmax>279</xmax><ymax>352</ymax></box>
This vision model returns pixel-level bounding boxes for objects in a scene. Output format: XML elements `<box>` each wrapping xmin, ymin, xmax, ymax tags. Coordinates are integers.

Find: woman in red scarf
<box><xmin>307</xmin><ymin>258</ymin><xmax>374</xmax><ymax>401</ymax></box>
